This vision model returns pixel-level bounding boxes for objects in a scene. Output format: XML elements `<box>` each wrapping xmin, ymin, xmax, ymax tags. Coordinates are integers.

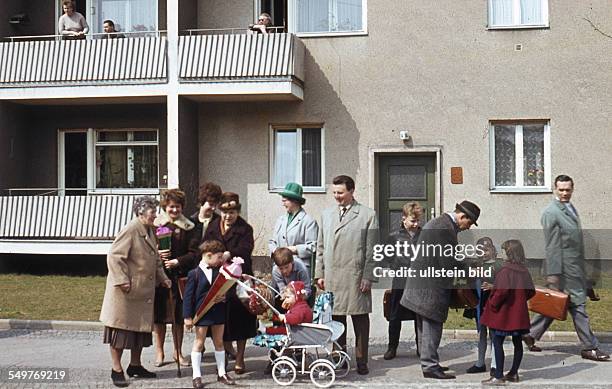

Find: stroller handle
<box><xmin>235</xmin><ymin>278</ymin><xmax>283</xmax><ymax>317</ymax></box>
<box><xmin>241</xmin><ymin>274</ymin><xmax>281</xmax><ymax>297</ymax></box>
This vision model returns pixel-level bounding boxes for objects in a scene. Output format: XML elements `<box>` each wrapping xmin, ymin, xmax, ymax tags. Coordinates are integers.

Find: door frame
<box><xmin>368</xmin><ymin>146</ymin><xmax>442</xmax><ymax>219</ymax></box>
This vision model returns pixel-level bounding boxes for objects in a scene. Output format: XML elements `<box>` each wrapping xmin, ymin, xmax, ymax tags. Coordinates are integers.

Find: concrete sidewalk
<box><xmin>0</xmin><ymin>328</ymin><xmax>611</xmax><ymax>388</ymax></box>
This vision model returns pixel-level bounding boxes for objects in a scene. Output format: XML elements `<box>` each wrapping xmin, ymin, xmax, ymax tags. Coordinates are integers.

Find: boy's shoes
<box><xmin>126</xmin><ymin>364</ymin><xmax>156</xmax><ymax>378</ymax></box>
<box><xmin>504</xmin><ymin>372</ymin><xmax>520</xmax><ymax>382</ymax></box>
<box><xmin>581</xmin><ymin>348</ymin><xmax>610</xmax><ymax>361</ymax></box>
<box><xmin>264</xmin><ymin>362</ymin><xmax>273</xmax><ymax>375</ymax></box>
<box><xmin>482</xmin><ymin>377</ymin><xmax>506</xmax><ymax>386</ymax></box>
<box><xmin>356</xmin><ymin>362</ymin><xmax>369</xmax><ymax>375</ymax></box>
<box><xmin>466</xmin><ymin>364</ymin><xmax>486</xmax><ymax>373</ymax></box>
<box><xmin>522</xmin><ymin>335</ymin><xmax>542</xmax><ymax>352</ymax></box>
<box><xmin>383</xmin><ymin>347</ymin><xmax>397</xmax><ymax>360</ymax></box>
<box><xmin>192</xmin><ymin>377</ymin><xmax>205</xmax><ymax>389</ymax></box>
<box><xmin>110</xmin><ymin>369</ymin><xmax>128</xmax><ymax>388</ymax></box>
<box><xmin>218</xmin><ymin>374</ymin><xmax>236</xmax><ymax>385</ymax></box>
<box><xmin>422</xmin><ymin>370</ymin><xmax>455</xmax><ymax>379</ymax></box>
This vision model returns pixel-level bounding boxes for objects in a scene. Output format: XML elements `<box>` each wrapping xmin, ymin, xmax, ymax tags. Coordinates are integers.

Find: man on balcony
<box><xmin>58</xmin><ymin>0</ymin><xmax>89</xmax><ymax>39</ymax></box>
<box><xmin>249</xmin><ymin>12</ymin><xmax>274</xmax><ymax>35</ymax></box>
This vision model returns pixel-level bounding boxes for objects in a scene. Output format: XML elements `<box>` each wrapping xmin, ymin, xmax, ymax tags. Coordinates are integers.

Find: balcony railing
<box><xmin>0</xmin><ymin>32</ymin><xmax>167</xmax><ymax>86</ymax></box>
<box><xmin>178</xmin><ymin>31</ymin><xmax>304</xmax><ymax>83</ymax></box>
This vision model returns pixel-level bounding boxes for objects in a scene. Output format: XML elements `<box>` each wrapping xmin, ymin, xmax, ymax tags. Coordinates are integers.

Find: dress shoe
<box><xmin>192</xmin><ymin>377</ymin><xmax>205</xmax><ymax>389</ymax></box>
<box><xmin>482</xmin><ymin>377</ymin><xmax>506</xmax><ymax>386</ymax></box>
<box><xmin>111</xmin><ymin>369</ymin><xmax>128</xmax><ymax>388</ymax></box>
<box><xmin>218</xmin><ymin>373</ymin><xmax>236</xmax><ymax>385</ymax></box>
<box><xmin>581</xmin><ymin>348</ymin><xmax>611</xmax><ymax>361</ymax></box>
<box><xmin>466</xmin><ymin>364</ymin><xmax>487</xmax><ymax>374</ymax></box>
<box><xmin>422</xmin><ymin>370</ymin><xmax>456</xmax><ymax>379</ymax></box>
<box><xmin>356</xmin><ymin>362</ymin><xmax>369</xmax><ymax>375</ymax></box>
<box><xmin>383</xmin><ymin>347</ymin><xmax>397</xmax><ymax>360</ymax></box>
<box><xmin>440</xmin><ymin>365</ymin><xmax>449</xmax><ymax>372</ymax></box>
<box><xmin>234</xmin><ymin>366</ymin><xmax>246</xmax><ymax>375</ymax></box>
<box><xmin>126</xmin><ymin>364</ymin><xmax>156</xmax><ymax>378</ymax></box>
<box><xmin>504</xmin><ymin>372</ymin><xmax>520</xmax><ymax>382</ymax></box>
<box><xmin>587</xmin><ymin>287</ymin><xmax>600</xmax><ymax>301</ymax></box>
<box><xmin>522</xmin><ymin>335</ymin><xmax>542</xmax><ymax>352</ymax></box>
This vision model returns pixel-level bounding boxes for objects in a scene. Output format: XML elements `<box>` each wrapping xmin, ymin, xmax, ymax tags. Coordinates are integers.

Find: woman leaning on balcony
<box><xmin>100</xmin><ymin>196</ymin><xmax>171</xmax><ymax>388</ymax></box>
<box><xmin>58</xmin><ymin>0</ymin><xmax>89</xmax><ymax>39</ymax></box>
<box><xmin>153</xmin><ymin>189</ymin><xmax>199</xmax><ymax>368</ymax></box>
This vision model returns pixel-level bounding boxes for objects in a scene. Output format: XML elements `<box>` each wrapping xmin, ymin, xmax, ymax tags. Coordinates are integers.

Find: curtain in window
<box><xmin>523</xmin><ymin>124</ymin><xmax>545</xmax><ymax>186</ymax></box>
<box><xmin>97</xmin><ymin>0</ymin><xmax>157</xmax><ymax>33</ymax></box>
<box><xmin>490</xmin><ymin>0</ymin><xmax>514</xmax><ymax>26</ymax></box>
<box><xmin>296</xmin><ymin>0</ymin><xmax>362</xmax><ymax>33</ymax></box>
<box><xmin>133</xmin><ymin>146</ymin><xmax>158</xmax><ymax>188</ymax></box>
<box><xmin>520</xmin><ymin>0</ymin><xmax>543</xmax><ymax>24</ymax></box>
<box><xmin>337</xmin><ymin>0</ymin><xmax>363</xmax><ymax>31</ymax></box>
<box><xmin>273</xmin><ymin>131</ymin><xmax>297</xmax><ymax>188</ymax></box>
<box><xmin>301</xmin><ymin>128</ymin><xmax>321</xmax><ymax>187</ymax></box>
<box><xmin>494</xmin><ymin>125</ymin><xmax>516</xmax><ymax>186</ymax></box>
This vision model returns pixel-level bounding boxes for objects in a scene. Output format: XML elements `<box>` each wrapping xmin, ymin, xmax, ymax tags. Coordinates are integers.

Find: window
<box><xmin>91</xmin><ymin>0</ymin><xmax>158</xmax><ymax>33</ymax></box>
<box><xmin>489</xmin><ymin>122</ymin><xmax>551</xmax><ymax>191</ymax></box>
<box><xmin>289</xmin><ymin>0</ymin><xmax>367</xmax><ymax>35</ymax></box>
<box><xmin>270</xmin><ymin>126</ymin><xmax>324</xmax><ymax>191</ymax></box>
<box><xmin>488</xmin><ymin>0</ymin><xmax>548</xmax><ymax>28</ymax></box>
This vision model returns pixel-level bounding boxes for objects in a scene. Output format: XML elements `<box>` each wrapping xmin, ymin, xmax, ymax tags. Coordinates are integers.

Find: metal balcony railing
<box><xmin>0</xmin><ymin>31</ymin><xmax>167</xmax><ymax>86</ymax></box>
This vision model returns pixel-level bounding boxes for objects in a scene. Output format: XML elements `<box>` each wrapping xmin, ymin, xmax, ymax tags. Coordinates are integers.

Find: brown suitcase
<box><xmin>449</xmin><ymin>288</ymin><xmax>479</xmax><ymax>309</ymax></box>
<box><xmin>528</xmin><ymin>286</ymin><xmax>569</xmax><ymax>321</ymax></box>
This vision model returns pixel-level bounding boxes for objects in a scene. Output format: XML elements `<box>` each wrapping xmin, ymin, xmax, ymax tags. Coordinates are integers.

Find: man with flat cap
<box><xmin>401</xmin><ymin>200</ymin><xmax>480</xmax><ymax>379</ymax></box>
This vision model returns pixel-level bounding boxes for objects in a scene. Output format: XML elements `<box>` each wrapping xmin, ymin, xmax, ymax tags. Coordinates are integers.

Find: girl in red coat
<box><xmin>279</xmin><ymin>281</ymin><xmax>313</xmax><ymax>325</ymax></box>
<box><xmin>480</xmin><ymin>240</ymin><xmax>535</xmax><ymax>385</ymax></box>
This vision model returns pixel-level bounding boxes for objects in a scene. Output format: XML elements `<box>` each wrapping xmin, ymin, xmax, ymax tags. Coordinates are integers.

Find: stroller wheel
<box><xmin>330</xmin><ymin>350</ymin><xmax>350</xmax><ymax>378</ymax></box>
<box><xmin>309</xmin><ymin>360</ymin><xmax>335</xmax><ymax>388</ymax></box>
<box><xmin>272</xmin><ymin>359</ymin><xmax>297</xmax><ymax>386</ymax></box>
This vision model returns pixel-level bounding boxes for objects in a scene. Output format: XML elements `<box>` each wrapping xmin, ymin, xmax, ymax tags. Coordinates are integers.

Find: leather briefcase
<box><xmin>528</xmin><ymin>286</ymin><xmax>569</xmax><ymax>321</ymax></box>
<box><xmin>449</xmin><ymin>288</ymin><xmax>479</xmax><ymax>309</ymax></box>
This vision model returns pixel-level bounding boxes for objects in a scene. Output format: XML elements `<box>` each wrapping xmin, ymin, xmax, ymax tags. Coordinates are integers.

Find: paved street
<box><xmin>1</xmin><ymin>328</ymin><xmax>611</xmax><ymax>388</ymax></box>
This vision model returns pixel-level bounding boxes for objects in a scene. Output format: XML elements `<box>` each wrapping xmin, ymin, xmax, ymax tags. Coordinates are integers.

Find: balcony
<box><xmin>178</xmin><ymin>30</ymin><xmax>305</xmax><ymax>101</ymax></box>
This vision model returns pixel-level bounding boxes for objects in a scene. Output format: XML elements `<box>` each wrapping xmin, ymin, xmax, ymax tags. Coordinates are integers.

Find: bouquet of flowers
<box><xmin>156</xmin><ymin>226</ymin><xmax>172</xmax><ymax>250</ymax></box>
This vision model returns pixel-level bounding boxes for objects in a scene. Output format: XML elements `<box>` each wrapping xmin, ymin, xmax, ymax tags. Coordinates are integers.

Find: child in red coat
<box><xmin>480</xmin><ymin>239</ymin><xmax>535</xmax><ymax>385</ymax></box>
<box><xmin>279</xmin><ymin>281</ymin><xmax>313</xmax><ymax>325</ymax></box>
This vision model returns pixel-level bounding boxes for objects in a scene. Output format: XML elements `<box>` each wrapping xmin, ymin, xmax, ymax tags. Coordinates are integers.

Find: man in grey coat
<box><xmin>315</xmin><ymin>175</ymin><xmax>379</xmax><ymax>375</ymax></box>
<box><xmin>400</xmin><ymin>200</ymin><xmax>480</xmax><ymax>379</ymax></box>
<box><xmin>523</xmin><ymin>175</ymin><xmax>609</xmax><ymax>361</ymax></box>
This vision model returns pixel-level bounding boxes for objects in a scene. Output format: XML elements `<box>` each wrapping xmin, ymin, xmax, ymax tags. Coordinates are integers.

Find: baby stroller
<box><xmin>237</xmin><ymin>275</ymin><xmax>350</xmax><ymax>388</ymax></box>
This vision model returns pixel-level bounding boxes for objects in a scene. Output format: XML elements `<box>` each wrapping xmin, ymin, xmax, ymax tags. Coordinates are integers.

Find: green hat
<box><xmin>279</xmin><ymin>182</ymin><xmax>306</xmax><ymax>205</ymax></box>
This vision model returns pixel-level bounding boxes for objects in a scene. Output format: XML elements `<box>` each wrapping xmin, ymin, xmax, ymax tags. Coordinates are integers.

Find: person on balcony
<box><xmin>248</xmin><ymin>12</ymin><xmax>274</xmax><ymax>34</ymax></box>
<box><xmin>100</xmin><ymin>196</ymin><xmax>171</xmax><ymax>387</ymax></box>
<box><xmin>58</xmin><ymin>0</ymin><xmax>89</xmax><ymax>39</ymax></box>
<box><xmin>103</xmin><ymin>20</ymin><xmax>125</xmax><ymax>39</ymax></box>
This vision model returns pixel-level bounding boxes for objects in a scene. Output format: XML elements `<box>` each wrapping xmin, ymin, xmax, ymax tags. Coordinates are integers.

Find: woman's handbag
<box><xmin>383</xmin><ymin>289</ymin><xmax>392</xmax><ymax>320</ymax></box>
<box><xmin>449</xmin><ymin>288</ymin><xmax>479</xmax><ymax>309</ymax></box>
<box><xmin>528</xmin><ymin>286</ymin><xmax>569</xmax><ymax>321</ymax></box>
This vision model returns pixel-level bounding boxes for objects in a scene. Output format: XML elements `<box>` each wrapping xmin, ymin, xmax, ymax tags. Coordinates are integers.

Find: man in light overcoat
<box><xmin>315</xmin><ymin>175</ymin><xmax>379</xmax><ymax>375</ymax></box>
<box><xmin>524</xmin><ymin>175</ymin><xmax>609</xmax><ymax>361</ymax></box>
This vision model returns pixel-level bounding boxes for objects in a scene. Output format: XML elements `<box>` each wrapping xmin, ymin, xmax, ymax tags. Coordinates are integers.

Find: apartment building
<box><xmin>0</xmin><ymin>0</ymin><xmax>610</xmax><ymax>257</ymax></box>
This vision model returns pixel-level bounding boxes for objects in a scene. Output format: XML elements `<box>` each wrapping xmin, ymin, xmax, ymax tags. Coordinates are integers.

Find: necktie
<box><xmin>340</xmin><ymin>207</ymin><xmax>348</xmax><ymax>221</ymax></box>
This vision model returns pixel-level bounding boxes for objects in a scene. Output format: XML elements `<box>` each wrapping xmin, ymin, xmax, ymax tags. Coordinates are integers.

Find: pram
<box><xmin>236</xmin><ymin>274</ymin><xmax>351</xmax><ymax>388</ymax></box>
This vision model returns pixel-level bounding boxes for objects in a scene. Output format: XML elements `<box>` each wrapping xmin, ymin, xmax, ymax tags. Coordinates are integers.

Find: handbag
<box><xmin>383</xmin><ymin>289</ymin><xmax>392</xmax><ymax>320</ymax></box>
<box><xmin>383</xmin><ymin>289</ymin><xmax>416</xmax><ymax>321</ymax></box>
<box><xmin>528</xmin><ymin>286</ymin><xmax>569</xmax><ymax>321</ymax></box>
<box><xmin>449</xmin><ymin>288</ymin><xmax>479</xmax><ymax>309</ymax></box>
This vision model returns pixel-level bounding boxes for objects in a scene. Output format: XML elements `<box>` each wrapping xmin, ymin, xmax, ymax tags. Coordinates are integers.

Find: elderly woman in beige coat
<box><xmin>100</xmin><ymin>196</ymin><xmax>171</xmax><ymax>388</ymax></box>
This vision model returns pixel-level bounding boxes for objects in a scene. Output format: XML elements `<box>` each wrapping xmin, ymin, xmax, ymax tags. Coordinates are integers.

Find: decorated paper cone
<box><xmin>192</xmin><ymin>257</ymin><xmax>244</xmax><ymax>323</ymax></box>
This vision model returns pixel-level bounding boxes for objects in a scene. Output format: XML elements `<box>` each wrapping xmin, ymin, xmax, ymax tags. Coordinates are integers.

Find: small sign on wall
<box><xmin>451</xmin><ymin>167</ymin><xmax>463</xmax><ymax>184</ymax></box>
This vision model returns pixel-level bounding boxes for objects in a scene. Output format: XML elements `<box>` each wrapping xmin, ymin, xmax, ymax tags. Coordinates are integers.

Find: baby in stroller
<box><xmin>279</xmin><ymin>281</ymin><xmax>312</xmax><ymax>325</ymax></box>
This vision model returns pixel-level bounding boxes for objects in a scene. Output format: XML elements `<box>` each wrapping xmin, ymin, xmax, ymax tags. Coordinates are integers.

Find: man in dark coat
<box><xmin>400</xmin><ymin>200</ymin><xmax>481</xmax><ymax>379</ymax></box>
<box><xmin>523</xmin><ymin>175</ymin><xmax>609</xmax><ymax>361</ymax></box>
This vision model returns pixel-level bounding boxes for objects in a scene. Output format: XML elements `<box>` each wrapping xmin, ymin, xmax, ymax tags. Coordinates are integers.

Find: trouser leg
<box><xmin>418</xmin><ymin>315</ymin><xmax>443</xmax><ymax>373</ymax></box>
<box><xmin>492</xmin><ymin>335</ymin><xmax>505</xmax><ymax>379</ymax></box>
<box><xmin>388</xmin><ymin>319</ymin><xmax>401</xmax><ymax>349</ymax></box>
<box><xmin>570</xmin><ymin>303</ymin><xmax>599</xmax><ymax>350</ymax></box>
<box><xmin>476</xmin><ymin>325</ymin><xmax>488</xmax><ymax>367</ymax></box>
<box><xmin>351</xmin><ymin>314</ymin><xmax>370</xmax><ymax>363</ymax></box>
<box><xmin>529</xmin><ymin>313</ymin><xmax>554</xmax><ymax>340</ymax></box>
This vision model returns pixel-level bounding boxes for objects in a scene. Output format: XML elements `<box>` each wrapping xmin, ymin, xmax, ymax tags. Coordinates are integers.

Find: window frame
<box><xmin>269</xmin><ymin>125</ymin><xmax>326</xmax><ymax>193</ymax></box>
<box><xmin>286</xmin><ymin>0</ymin><xmax>368</xmax><ymax>38</ymax></box>
<box><xmin>489</xmin><ymin>121</ymin><xmax>552</xmax><ymax>193</ymax></box>
<box><xmin>487</xmin><ymin>0</ymin><xmax>549</xmax><ymax>29</ymax></box>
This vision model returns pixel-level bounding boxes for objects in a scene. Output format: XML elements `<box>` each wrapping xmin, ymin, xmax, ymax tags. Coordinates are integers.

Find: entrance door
<box><xmin>378</xmin><ymin>155</ymin><xmax>436</xmax><ymax>239</ymax></box>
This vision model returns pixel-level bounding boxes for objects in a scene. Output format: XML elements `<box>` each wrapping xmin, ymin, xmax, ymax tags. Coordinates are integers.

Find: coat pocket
<box><xmin>125</xmin><ymin>276</ymin><xmax>150</xmax><ymax>301</ymax></box>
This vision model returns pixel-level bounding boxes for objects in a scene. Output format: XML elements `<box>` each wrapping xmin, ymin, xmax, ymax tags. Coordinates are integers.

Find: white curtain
<box><xmin>490</xmin><ymin>0</ymin><xmax>513</xmax><ymax>26</ymax></box>
<box><xmin>336</xmin><ymin>0</ymin><xmax>363</xmax><ymax>31</ymax></box>
<box><xmin>296</xmin><ymin>0</ymin><xmax>363</xmax><ymax>33</ymax></box>
<box><xmin>97</xmin><ymin>0</ymin><xmax>157</xmax><ymax>33</ymax></box>
<box><xmin>273</xmin><ymin>131</ymin><xmax>297</xmax><ymax>188</ymax></box>
<box><xmin>520</xmin><ymin>0</ymin><xmax>543</xmax><ymax>24</ymax></box>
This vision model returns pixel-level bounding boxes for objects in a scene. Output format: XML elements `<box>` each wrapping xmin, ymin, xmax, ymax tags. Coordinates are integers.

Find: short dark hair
<box><xmin>103</xmin><ymin>20</ymin><xmax>114</xmax><ymax>27</ymax></box>
<box><xmin>332</xmin><ymin>175</ymin><xmax>355</xmax><ymax>191</ymax></box>
<box><xmin>554</xmin><ymin>174</ymin><xmax>574</xmax><ymax>188</ymax></box>
<box><xmin>160</xmin><ymin>188</ymin><xmax>186</xmax><ymax>208</ymax></box>
<box><xmin>272</xmin><ymin>247</ymin><xmax>294</xmax><ymax>267</ymax></box>
<box><xmin>199</xmin><ymin>240</ymin><xmax>226</xmax><ymax>255</ymax></box>
<box><xmin>62</xmin><ymin>0</ymin><xmax>74</xmax><ymax>7</ymax></box>
<box><xmin>197</xmin><ymin>182</ymin><xmax>222</xmax><ymax>206</ymax></box>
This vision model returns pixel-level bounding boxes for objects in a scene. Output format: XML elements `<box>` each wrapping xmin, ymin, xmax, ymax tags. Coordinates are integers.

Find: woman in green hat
<box><xmin>268</xmin><ymin>182</ymin><xmax>319</xmax><ymax>277</ymax></box>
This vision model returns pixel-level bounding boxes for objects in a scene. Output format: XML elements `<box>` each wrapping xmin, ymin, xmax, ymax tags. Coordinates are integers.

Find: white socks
<box><xmin>191</xmin><ymin>351</ymin><xmax>202</xmax><ymax>378</ymax></box>
<box><xmin>215</xmin><ymin>350</ymin><xmax>226</xmax><ymax>377</ymax></box>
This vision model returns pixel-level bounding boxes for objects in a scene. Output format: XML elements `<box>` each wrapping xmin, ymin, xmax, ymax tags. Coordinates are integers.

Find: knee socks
<box><xmin>215</xmin><ymin>350</ymin><xmax>226</xmax><ymax>377</ymax></box>
<box><xmin>191</xmin><ymin>351</ymin><xmax>202</xmax><ymax>378</ymax></box>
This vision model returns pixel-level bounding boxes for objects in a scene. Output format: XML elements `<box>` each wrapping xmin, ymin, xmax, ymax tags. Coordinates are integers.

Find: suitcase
<box><xmin>528</xmin><ymin>286</ymin><xmax>569</xmax><ymax>321</ymax></box>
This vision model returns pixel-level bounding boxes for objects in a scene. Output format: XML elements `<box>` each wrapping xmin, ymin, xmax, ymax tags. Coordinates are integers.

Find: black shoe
<box><xmin>111</xmin><ymin>369</ymin><xmax>128</xmax><ymax>388</ymax></box>
<box><xmin>522</xmin><ymin>335</ymin><xmax>542</xmax><ymax>352</ymax></box>
<box><xmin>383</xmin><ymin>347</ymin><xmax>397</xmax><ymax>360</ymax></box>
<box><xmin>581</xmin><ymin>348</ymin><xmax>611</xmax><ymax>361</ymax></box>
<box><xmin>423</xmin><ymin>370</ymin><xmax>456</xmax><ymax>379</ymax></box>
<box><xmin>356</xmin><ymin>362</ymin><xmax>369</xmax><ymax>375</ymax></box>
<box><xmin>467</xmin><ymin>364</ymin><xmax>487</xmax><ymax>374</ymax></box>
<box><xmin>440</xmin><ymin>365</ymin><xmax>449</xmax><ymax>372</ymax></box>
<box><xmin>504</xmin><ymin>372</ymin><xmax>520</xmax><ymax>382</ymax></box>
<box><xmin>126</xmin><ymin>364</ymin><xmax>156</xmax><ymax>378</ymax></box>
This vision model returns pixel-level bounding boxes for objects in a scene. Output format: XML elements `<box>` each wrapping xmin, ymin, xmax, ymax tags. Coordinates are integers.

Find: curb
<box><xmin>2</xmin><ymin>319</ymin><xmax>612</xmax><ymax>343</ymax></box>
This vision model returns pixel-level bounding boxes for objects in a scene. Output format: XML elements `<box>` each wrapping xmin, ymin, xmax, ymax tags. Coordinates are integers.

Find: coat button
<box><xmin>149</xmin><ymin>276</ymin><xmax>153</xmax><ymax>280</ymax></box>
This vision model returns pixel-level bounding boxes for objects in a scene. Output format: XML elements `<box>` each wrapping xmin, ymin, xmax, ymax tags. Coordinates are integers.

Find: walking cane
<box><xmin>168</xmin><ymin>288</ymin><xmax>182</xmax><ymax>378</ymax></box>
